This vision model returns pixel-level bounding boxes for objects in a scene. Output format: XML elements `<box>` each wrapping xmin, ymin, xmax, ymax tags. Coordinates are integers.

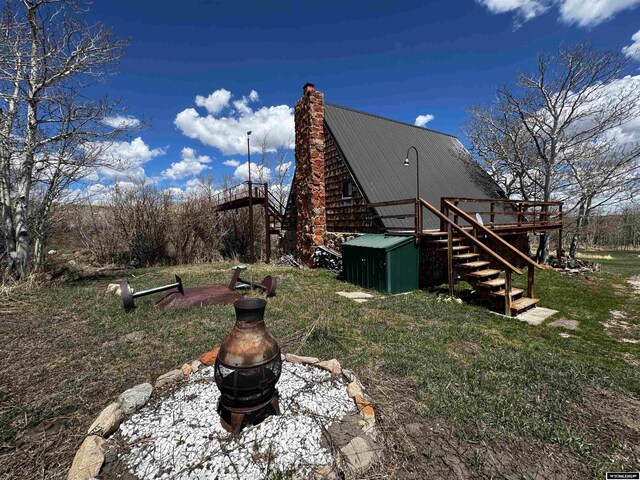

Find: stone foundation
<box><xmin>323</xmin><ymin>231</ymin><xmax>363</xmax><ymax>253</ymax></box>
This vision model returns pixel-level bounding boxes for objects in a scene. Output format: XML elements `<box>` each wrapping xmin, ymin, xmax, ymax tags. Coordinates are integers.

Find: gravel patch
<box><xmin>115</xmin><ymin>362</ymin><xmax>356</xmax><ymax>479</ymax></box>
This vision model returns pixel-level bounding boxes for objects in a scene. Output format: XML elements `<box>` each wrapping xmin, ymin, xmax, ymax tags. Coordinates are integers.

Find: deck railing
<box><xmin>367</xmin><ymin>196</ymin><xmax>558</xmax><ymax>315</ymax></box>
<box><xmin>440</xmin><ymin>197</ymin><xmax>563</xmax><ymax>230</ymax></box>
<box><xmin>214</xmin><ymin>181</ymin><xmax>267</xmax><ymax>206</ymax></box>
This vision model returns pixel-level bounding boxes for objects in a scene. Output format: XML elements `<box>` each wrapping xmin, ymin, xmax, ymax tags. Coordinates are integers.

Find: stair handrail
<box><xmin>266</xmin><ymin>188</ymin><xmax>285</xmax><ymax>213</ymax></box>
<box><xmin>418</xmin><ymin>198</ymin><xmax>523</xmax><ymax>275</ymax></box>
<box><xmin>442</xmin><ymin>200</ymin><xmax>542</xmax><ymax>271</ymax></box>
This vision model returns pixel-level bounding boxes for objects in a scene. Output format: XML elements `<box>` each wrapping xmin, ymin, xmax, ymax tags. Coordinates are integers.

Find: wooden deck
<box><xmin>366</xmin><ymin>196</ymin><xmax>564</xmax><ymax>316</ymax></box>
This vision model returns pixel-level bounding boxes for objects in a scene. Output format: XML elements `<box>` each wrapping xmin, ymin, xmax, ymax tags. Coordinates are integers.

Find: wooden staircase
<box><xmin>266</xmin><ymin>190</ymin><xmax>285</xmax><ymax>236</ymax></box>
<box><xmin>423</xmin><ymin>230</ymin><xmax>539</xmax><ymax>315</ymax></box>
<box><xmin>367</xmin><ymin>196</ymin><xmax>548</xmax><ymax>317</ymax></box>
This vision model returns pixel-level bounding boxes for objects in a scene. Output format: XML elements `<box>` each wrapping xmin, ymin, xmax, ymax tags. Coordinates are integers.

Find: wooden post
<box><xmin>440</xmin><ymin>198</ymin><xmax>445</xmax><ymax>231</ymax></box>
<box><xmin>517</xmin><ymin>204</ymin><xmax>522</xmax><ymax>226</ymax></box>
<box><xmin>557</xmin><ymin>204</ymin><xmax>563</xmax><ymax>268</ymax></box>
<box><xmin>505</xmin><ymin>269</ymin><xmax>512</xmax><ymax>316</ymax></box>
<box><xmin>264</xmin><ymin>183</ymin><xmax>271</xmax><ymax>263</ymax></box>
<box><xmin>490</xmin><ymin>202</ymin><xmax>495</xmax><ymax>226</ymax></box>
<box><xmin>447</xmin><ymin>223</ymin><xmax>454</xmax><ymax>297</ymax></box>
<box><xmin>453</xmin><ymin>200</ymin><xmax>459</xmax><ymax>225</ymax></box>
<box><xmin>527</xmin><ymin>264</ymin><xmax>534</xmax><ymax>298</ymax></box>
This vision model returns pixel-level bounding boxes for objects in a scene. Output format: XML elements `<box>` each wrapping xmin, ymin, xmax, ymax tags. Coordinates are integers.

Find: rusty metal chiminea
<box><xmin>214</xmin><ymin>298</ymin><xmax>282</xmax><ymax>434</ymax></box>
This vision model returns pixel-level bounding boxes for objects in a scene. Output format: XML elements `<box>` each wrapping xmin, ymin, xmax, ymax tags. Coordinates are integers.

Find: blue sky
<box><xmin>83</xmin><ymin>0</ymin><xmax>640</xmax><ymax>194</ymax></box>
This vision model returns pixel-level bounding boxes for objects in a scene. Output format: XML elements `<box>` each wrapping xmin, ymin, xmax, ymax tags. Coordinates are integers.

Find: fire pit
<box><xmin>214</xmin><ymin>298</ymin><xmax>282</xmax><ymax>434</ymax></box>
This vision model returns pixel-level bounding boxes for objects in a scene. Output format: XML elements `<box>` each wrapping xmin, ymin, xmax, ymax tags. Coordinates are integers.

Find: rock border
<box><xmin>67</xmin><ymin>347</ymin><xmax>379</xmax><ymax>480</ymax></box>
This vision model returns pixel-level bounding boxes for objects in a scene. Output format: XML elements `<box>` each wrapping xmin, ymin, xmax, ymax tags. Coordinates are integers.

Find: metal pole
<box><xmin>247</xmin><ymin>131</ymin><xmax>254</xmax><ymax>263</ymax></box>
<box><xmin>405</xmin><ymin>146</ymin><xmax>420</xmax><ymax>236</ymax></box>
<box><xmin>264</xmin><ymin>183</ymin><xmax>271</xmax><ymax>263</ymax></box>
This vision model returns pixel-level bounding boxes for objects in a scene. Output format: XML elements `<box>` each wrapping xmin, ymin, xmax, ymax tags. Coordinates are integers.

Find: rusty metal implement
<box><xmin>120</xmin><ymin>275</ymin><xmax>184</xmax><ymax>312</ymax></box>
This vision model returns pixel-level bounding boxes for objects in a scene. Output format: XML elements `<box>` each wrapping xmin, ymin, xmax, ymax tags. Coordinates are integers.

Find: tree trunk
<box><xmin>8</xmin><ymin>3</ymin><xmax>42</xmax><ymax>279</ymax></box>
<box><xmin>12</xmin><ymin>175</ymin><xmax>31</xmax><ymax>278</ymax></box>
<box><xmin>535</xmin><ymin>233</ymin><xmax>549</xmax><ymax>264</ymax></box>
<box><xmin>569</xmin><ymin>202</ymin><xmax>586</xmax><ymax>259</ymax></box>
<box><xmin>535</xmin><ymin>160</ymin><xmax>553</xmax><ymax>264</ymax></box>
<box><xmin>0</xmin><ymin>80</ymin><xmax>21</xmax><ymax>274</ymax></box>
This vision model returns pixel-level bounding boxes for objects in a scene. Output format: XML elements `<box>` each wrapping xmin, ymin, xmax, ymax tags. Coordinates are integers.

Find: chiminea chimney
<box><xmin>293</xmin><ymin>83</ymin><xmax>326</xmax><ymax>266</ymax></box>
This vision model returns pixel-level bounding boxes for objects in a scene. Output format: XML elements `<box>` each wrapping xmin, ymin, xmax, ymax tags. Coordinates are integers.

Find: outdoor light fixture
<box><xmin>404</xmin><ymin>146</ymin><xmax>419</xmax><ymax>201</ymax></box>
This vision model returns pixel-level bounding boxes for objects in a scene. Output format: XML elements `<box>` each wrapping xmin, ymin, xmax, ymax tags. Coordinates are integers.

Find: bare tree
<box><xmin>466</xmin><ymin>44</ymin><xmax>640</xmax><ymax>262</ymax></box>
<box><xmin>0</xmin><ymin>0</ymin><xmax>128</xmax><ymax>278</ymax></box>
<box><xmin>564</xmin><ymin>140</ymin><xmax>639</xmax><ymax>256</ymax></box>
<box><xmin>254</xmin><ymin>131</ymin><xmax>293</xmax><ymax>208</ymax></box>
<box><xmin>466</xmin><ymin>104</ymin><xmax>540</xmax><ymax>200</ymax></box>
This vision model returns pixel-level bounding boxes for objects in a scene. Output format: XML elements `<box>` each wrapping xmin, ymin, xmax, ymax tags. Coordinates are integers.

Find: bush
<box><xmin>76</xmin><ymin>184</ymin><xmax>226</xmax><ymax>266</ymax></box>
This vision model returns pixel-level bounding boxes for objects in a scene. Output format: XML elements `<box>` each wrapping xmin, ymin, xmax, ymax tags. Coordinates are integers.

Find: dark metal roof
<box><xmin>324</xmin><ymin>103</ymin><xmax>501</xmax><ymax>230</ymax></box>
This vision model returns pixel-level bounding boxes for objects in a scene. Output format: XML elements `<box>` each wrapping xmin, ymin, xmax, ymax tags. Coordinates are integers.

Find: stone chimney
<box><xmin>294</xmin><ymin>83</ymin><xmax>326</xmax><ymax>266</ymax></box>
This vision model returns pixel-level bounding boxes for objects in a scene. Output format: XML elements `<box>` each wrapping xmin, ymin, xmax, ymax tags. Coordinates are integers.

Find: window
<box><xmin>342</xmin><ymin>181</ymin><xmax>353</xmax><ymax>199</ymax></box>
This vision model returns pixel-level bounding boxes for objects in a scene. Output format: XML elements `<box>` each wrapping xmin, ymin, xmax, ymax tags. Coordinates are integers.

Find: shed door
<box><xmin>355</xmin><ymin>249</ymin><xmax>385</xmax><ymax>291</ymax></box>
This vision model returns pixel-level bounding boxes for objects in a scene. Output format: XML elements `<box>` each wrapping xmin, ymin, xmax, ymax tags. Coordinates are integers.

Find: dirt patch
<box><xmin>447</xmin><ymin>341</ymin><xmax>481</xmax><ymax>365</ymax></box>
<box><xmin>323</xmin><ymin>411</ymin><xmax>364</xmax><ymax>449</ymax></box>
<box><xmin>358</xmin><ymin>370</ymin><xmax>592</xmax><ymax>479</ymax></box>
<box><xmin>568</xmin><ymin>386</ymin><xmax>640</xmax><ymax>469</ymax></box>
<box><xmin>549</xmin><ymin>318</ymin><xmax>580</xmax><ymax>330</ymax></box>
<box><xmin>603</xmin><ymin>310</ymin><xmax>640</xmax><ymax>344</ymax></box>
<box><xmin>622</xmin><ymin>353</ymin><xmax>640</xmax><ymax>368</ymax></box>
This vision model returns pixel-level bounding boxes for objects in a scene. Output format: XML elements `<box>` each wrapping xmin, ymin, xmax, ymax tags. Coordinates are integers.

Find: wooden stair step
<box><xmin>479</xmin><ymin>278</ymin><xmax>506</xmax><ymax>288</ymax></box>
<box><xmin>510</xmin><ymin>297</ymin><xmax>539</xmax><ymax>314</ymax></box>
<box><xmin>437</xmin><ymin>246</ymin><xmax>471</xmax><ymax>252</ymax></box>
<box><xmin>432</xmin><ymin>238</ymin><xmax>465</xmax><ymax>245</ymax></box>
<box><xmin>490</xmin><ymin>287</ymin><xmax>524</xmax><ymax>298</ymax></box>
<box><xmin>453</xmin><ymin>253</ymin><xmax>480</xmax><ymax>261</ymax></box>
<box><xmin>422</xmin><ymin>230</ymin><xmax>448</xmax><ymax>237</ymax></box>
<box><xmin>466</xmin><ymin>269</ymin><xmax>501</xmax><ymax>279</ymax></box>
<box><xmin>457</xmin><ymin>261</ymin><xmax>490</xmax><ymax>270</ymax></box>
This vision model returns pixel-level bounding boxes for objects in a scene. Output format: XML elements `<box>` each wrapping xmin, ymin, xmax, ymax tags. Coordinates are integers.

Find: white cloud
<box><xmin>96</xmin><ymin>137</ymin><xmax>165</xmax><ymax>183</ymax></box>
<box><xmin>223</xmin><ymin>159</ymin><xmax>241</xmax><ymax>167</ymax></box>
<box><xmin>276</xmin><ymin>161</ymin><xmax>292</xmax><ymax>174</ymax></box>
<box><xmin>476</xmin><ymin>0</ymin><xmax>551</xmax><ymax>20</ymax></box>
<box><xmin>80</xmin><ymin>181</ymin><xmax>139</xmax><ymax>204</ymax></box>
<box><xmin>102</xmin><ymin>115</ymin><xmax>141</xmax><ymax>129</ymax></box>
<box><xmin>233</xmin><ymin>161</ymin><xmax>272</xmax><ymax>182</ymax></box>
<box><xmin>195</xmin><ymin>89</ymin><xmax>232</xmax><ymax>115</ymax></box>
<box><xmin>476</xmin><ymin>0</ymin><xmax>640</xmax><ymax>27</ymax></box>
<box><xmin>623</xmin><ymin>29</ymin><xmax>640</xmax><ymax>60</ymax></box>
<box><xmin>567</xmin><ymin>75</ymin><xmax>640</xmax><ymax>146</ymax></box>
<box><xmin>175</xmin><ymin>89</ymin><xmax>294</xmax><ymax>156</ymax></box>
<box><xmin>164</xmin><ymin>186</ymin><xmax>185</xmax><ymax>199</ymax></box>
<box><xmin>162</xmin><ymin>147</ymin><xmax>212</xmax><ymax>180</ymax></box>
<box><xmin>414</xmin><ymin>114</ymin><xmax>435</xmax><ymax>127</ymax></box>
<box><xmin>560</xmin><ymin>0</ymin><xmax>640</xmax><ymax>26</ymax></box>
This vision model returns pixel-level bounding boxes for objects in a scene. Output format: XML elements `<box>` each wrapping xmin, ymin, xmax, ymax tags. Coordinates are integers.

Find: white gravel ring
<box><xmin>116</xmin><ymin>361</ymin><xmax>356</xmax><ymax>479</ymax></box>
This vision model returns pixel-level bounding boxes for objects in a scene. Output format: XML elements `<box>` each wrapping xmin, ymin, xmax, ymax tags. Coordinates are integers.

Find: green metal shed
<box><xmin>342</xmin><ymin>234</ymin><xmax>419</xmax><ymax>294</ymax></box>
